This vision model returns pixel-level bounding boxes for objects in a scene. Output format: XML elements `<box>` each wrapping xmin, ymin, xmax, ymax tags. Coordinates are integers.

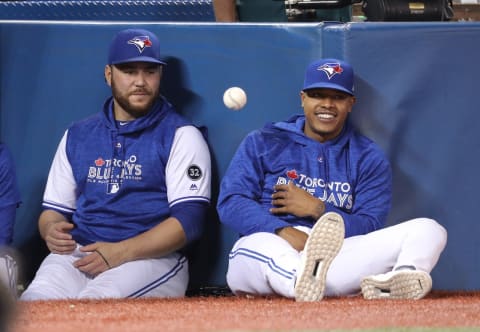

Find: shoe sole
<box><xmin>294</xmin><ymin>212</ymin><xmax>345</xmax><ymax>302</ymax></box>
<box><xmin>361</xmin><ymin>270</ymin><xmax>432</xmax><ymax>300</ymax></box>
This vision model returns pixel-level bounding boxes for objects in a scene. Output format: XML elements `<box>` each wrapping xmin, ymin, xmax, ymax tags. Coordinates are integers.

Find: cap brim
<box><xmin>303</xmin><ymin>83</ymin><xmax>353</xmax><ymax>96</ymax></box>
<box><xmin>110</xmin><ymin>56</ymin><xmax>166</xmax><ymax>65</ymax></box>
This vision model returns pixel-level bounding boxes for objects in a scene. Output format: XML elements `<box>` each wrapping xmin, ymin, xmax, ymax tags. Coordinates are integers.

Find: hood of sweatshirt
<box><xmin>101</xmin><ymin>95</ymin><xmax>174</xmax><ymax>135</ymax></box>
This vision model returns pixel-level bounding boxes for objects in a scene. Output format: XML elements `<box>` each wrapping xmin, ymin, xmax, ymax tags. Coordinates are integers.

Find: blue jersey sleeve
<box><xmin>217</xmin><ymin>132</ymin><xmax>291</xmax><ymax>236</ymax></box>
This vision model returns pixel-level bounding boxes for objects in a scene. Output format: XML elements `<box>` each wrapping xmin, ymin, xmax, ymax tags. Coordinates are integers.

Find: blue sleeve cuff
<box><xmin>170</xmin><ymin>201</ymin><xmax>209</xmax><ymax>243</ymax></box>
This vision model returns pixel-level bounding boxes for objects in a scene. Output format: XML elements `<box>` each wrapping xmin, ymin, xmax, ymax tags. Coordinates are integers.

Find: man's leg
<box><xmin>360</xmin><ymin>218</ymin><xmax>447</xmax><ymax>299</ymax></box>
<box><xmin>20</xmin><ymin>250</ymin><xmax>88</xmax><ymax>300</ymax></box>
<box><xmin>78</xmin><ymin>252</ymin><xmax>189</xmax><ymax>299</ymax></box>
<box><xmin>226</xmin><ymin>232</ymin><xmax>300</xmax><ymax>298</ymax></box>
<box><xmin>226</xmin><ymin>212</ymin><xmax>345</xmax><ymax>302</ymax></box>
<box><xmin>326</xmin><ymin>218</ymin><xmax>447</xmax><ymax>299</ymax></box>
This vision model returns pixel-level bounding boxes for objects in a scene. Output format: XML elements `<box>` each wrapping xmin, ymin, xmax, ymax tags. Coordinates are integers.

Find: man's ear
<box><xmin>104</xmin><ymin>65</ymin><xmax>112</xmax><ymax>86</ymax></box>
<box><xmin>349</xmin><ymin>96</ymin><xmax>356</xmax><ymax>112</ymax></box>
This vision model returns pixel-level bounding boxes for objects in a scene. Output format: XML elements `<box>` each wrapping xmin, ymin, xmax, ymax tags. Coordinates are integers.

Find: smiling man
<box><xmin>20</xmin><ymin>29</ymin><xmax>211</xmax><ymax>300</ymax></box>
<box><xmin>217</xmin><ymin>58</ymin><xmax>447</xmax><ymax>302</ymax></box>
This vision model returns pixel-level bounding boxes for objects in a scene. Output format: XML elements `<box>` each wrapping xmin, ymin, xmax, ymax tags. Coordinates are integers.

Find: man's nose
<box><xmin>134</xmin><ymin>72</ymin><xmax>147</xmax><ymax>85</ymax></box>
<box><xmin>320</xmin><ymin>97</ymin><xmax>334</xmax><ymax>108</ymax></box>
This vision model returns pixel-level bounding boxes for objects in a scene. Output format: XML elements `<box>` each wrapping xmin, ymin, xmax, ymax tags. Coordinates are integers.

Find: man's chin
<box><xmin>128</xmin><ymin>108</ymin><xmax>150</xmax><ymax>118</ymax></box>
<box><xmin>127</xmin><ymin>100</ymin><xmax>155</xmax><ymax>116</ymax></box>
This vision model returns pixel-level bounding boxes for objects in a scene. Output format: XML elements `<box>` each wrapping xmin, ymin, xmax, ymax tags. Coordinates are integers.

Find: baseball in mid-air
<box><xmin>223</xmin><ymin>87</ymin><xmax>247</xmax><ymax>111</ymax></box>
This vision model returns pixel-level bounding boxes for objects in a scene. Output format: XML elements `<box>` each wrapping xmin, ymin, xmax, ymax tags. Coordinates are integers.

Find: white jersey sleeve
<box><xmin>42</xmin><ymin>130</ymin><xmax>78</xmax><ymax>214</ymax></box>
<box><xmin>166</xmin><ymin>126</ymin><xmax>211</xmax><ymax>206</ymax></box>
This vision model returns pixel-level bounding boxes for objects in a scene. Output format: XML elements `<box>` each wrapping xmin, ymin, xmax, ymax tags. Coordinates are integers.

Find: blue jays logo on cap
<box><xmin>127</xmin><ymin>36</ymin><xmax>153</xmax><ymax>54</ymax></box>
<box><xmin>318</xmin><ymin>62</ymin><xmax>344</xmax><ymax>80</ymax></box>
<box><xmin>108</xmin><ymin>28</ymin><xmax>166</xmax><ymax>66</ymax></box>
<box><xmin>303</xmin><ymin>58</ymin><xmax>354</xmax><ymax>96</ymax></box>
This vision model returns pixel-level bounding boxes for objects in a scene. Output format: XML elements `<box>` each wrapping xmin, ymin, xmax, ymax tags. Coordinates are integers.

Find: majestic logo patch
<box><xmin>190</xmin><ymin>184</ymin><xmax>199</xmax><ymax>191</ymax></box>
<box><xmin>127</xmin><ymin>36</ymin><xmax>153</xmax><ymax>53</ymax></box>
<box><xmin>187</xmin><ymin>165</ymin><xmax>202</xmax><ymax>181</ymax></box>
<box><xmin>317</xmin><ymin>62</ymin><xmax>343</xmax><ymax>80</ymax></box>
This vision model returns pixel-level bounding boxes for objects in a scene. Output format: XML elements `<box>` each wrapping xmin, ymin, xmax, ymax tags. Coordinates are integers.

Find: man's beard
<box><xmin>111</xmin><ymin>80</ymin><xmax>159</xmax><ymax>119</ymax></box>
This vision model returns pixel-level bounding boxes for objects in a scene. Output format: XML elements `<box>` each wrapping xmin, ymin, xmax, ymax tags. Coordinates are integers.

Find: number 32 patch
<box><xmin>187</xmin><ymin>165</ymin><xmax>202</xmax><ymax>181</ymax></box>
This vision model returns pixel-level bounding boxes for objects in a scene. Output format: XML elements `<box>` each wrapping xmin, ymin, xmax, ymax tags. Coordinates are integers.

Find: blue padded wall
<box><xmin>1</xmin><ymin>21</ymin><xmax>479</xmax><ymax>291</ymax></box>
<box><xmin>321</xmin><ymin>22</ymin><xmax>480</xmax><ymax>291</ymax></box>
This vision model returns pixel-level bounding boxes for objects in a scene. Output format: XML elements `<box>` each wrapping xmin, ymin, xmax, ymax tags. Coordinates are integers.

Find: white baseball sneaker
<box><xmin>361</xmin><ymin>269</ymin><xmax>432</xmax><ymax>300</ymax></box>
<box><xmin>294</xmin><ymin>212</ymin><xmax>345</xmax><ymax>302</ymax></box>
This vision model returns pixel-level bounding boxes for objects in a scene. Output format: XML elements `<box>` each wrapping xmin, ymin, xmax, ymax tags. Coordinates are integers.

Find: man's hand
<box><xmin>74</xmin><ymin>242</ymin><xmax>125</xmax><ymax>277</ymax></box>
<box><xmin>74</xmin><ymin>217</ymin><xmax>187</xmax><ymax>277</ymax></box>
<box><xmin>275</xmin><ymin>227</ymin><xmax>308</xmax><ymax>252</ymax></box>
<box><xmin>43</xmin><ymin>221</ymin><xmax>76</xmax><ymax>254</ymax></box>
<box><xmin>270</xmin><ymin>181</ymin><xmax>325</xmax><ymax>220</ymax></box>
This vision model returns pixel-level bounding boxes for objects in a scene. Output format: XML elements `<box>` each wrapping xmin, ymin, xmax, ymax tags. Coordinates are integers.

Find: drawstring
<box><xmin>321</xmin><ymin>140</ymin><xmax>352</xmax><ymax>205</ymax></box>
<box><xmin>107</xmin><ymin>132</ymin><xmax>125</xmax><ymax>194</ymax></box>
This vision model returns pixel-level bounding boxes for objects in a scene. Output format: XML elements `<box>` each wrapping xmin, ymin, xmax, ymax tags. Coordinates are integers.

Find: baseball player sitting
<box><xmin>217</xmin><ymin>58</ymin><xmax>447</xmax><ymax>301</ymax></box>
<box><xmin>20</xmin><ymin>29</ymin><xmax>211</xmax><ymax>300</ymax></box>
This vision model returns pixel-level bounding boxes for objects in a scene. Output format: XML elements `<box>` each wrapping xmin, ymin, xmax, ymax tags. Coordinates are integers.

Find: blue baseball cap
<box><xmin>303</xmin><ymin>58</ymin><xmax>354</xmax><ymax>96</ymax></box>
<box><xmin>108</xmin><ymin>28</ymin><xmax>166</xmax><ymax>65</ymax></box>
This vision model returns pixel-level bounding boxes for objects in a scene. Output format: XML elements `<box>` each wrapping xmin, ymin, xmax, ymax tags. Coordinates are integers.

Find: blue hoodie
<box><xmin>46</xmin><ymin>96</ymin><xmax>210</xmax><ymax>245</ymax></box>
<box><xmin>217</xmin><ymin>114</ymin><xmax>392</xmax><ymax>238</ymax></box>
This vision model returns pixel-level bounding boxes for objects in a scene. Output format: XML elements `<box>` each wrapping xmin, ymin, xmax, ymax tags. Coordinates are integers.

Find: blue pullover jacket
<box><xmin>51</xmin><ymin>96</ymin><xmax>210</xmax><ymax>245</ymax></box>
<box><xmin>217</xmin><ymin>114</ymin><xmax>392</xmax><ymax>238</ymax></box>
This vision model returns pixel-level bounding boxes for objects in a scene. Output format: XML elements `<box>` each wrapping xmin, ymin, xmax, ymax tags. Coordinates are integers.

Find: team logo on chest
<box><xmin>276</xmin><ymin>169</ymin><xmax>353</xmax><ymax>210</ymax></box>
<box><xmin>87</xmin><ymin>155</ymin><xmax>143</xmax><ymax>194</ymax></box>
<box><xmin>286</xmin><ymin>169</ymin><xmax>299</xmax><ymax>180</ymax></box>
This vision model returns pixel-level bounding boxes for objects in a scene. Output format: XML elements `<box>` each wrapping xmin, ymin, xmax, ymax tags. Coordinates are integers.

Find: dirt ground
<box><xmin>6</xmin><ymin>291</ymin><xmax>480</xmax><ymax>332</ymax></box>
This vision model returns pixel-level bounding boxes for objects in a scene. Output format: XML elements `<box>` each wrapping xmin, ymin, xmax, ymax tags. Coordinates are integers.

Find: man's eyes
<box><xmin>122</xmin><ymin>69</ymin><xmax>157</xmax><ymax>75</ymax></box>
<box><xmin>307</xmin><ymin>92</ymin><xmax>347</xmax><ymax>100</ymax></box>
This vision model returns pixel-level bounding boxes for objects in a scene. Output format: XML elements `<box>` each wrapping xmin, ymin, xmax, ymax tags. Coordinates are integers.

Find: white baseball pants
<box><xmin>226</xmin><ymin>218</ymin><xmax>447</xmax><ymax>298</ymax></box>
<box><xmin>20</xmin><ymin>247</ymin><xmax>188</xmax><ymax>300</ymax></box>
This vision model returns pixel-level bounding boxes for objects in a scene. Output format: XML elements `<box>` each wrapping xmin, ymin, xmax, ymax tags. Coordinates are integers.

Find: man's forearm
<box><xmin>38</xmin><ymin>209</ymin><xmax>69</xmax><ymax>239</ymax></box>
<box><xmin>119</xmin><ymin>217</ymin><xmax>187</xmax><ymax>262</ymax></box>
